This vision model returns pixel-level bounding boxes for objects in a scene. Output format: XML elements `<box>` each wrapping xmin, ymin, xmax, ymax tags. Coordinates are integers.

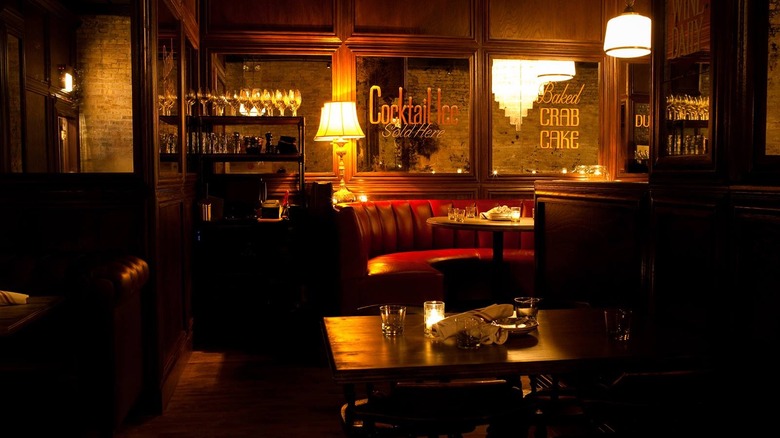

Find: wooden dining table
<box><xmin>322</xmin><ymin>308</ymin><xmax>709</xmax><ymax>426</ymax></box>
<box><xmin>426</xmin><ymin>216</ymin><xmax>534</xmax><ymax>264</ymax></box>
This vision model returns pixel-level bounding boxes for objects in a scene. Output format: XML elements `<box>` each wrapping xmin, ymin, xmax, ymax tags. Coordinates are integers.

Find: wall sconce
<box><xmin>604</xmin><ymin>0</ymin><xmax>652</xmax><ymax>58</ymax></box>
<box><xmin>314</xmin><ymin>101</ymin><xmax>365</xmax><ymax>203</ymax></box>
<box><xmin>58</xmin><ymin>65</ymin><xmax>74</xmax><ymax>93</ymax></box>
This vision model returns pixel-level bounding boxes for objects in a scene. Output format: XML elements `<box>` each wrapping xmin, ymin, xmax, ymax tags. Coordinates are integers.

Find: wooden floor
<box><xmin>115</xmin><ymin>323</ymin><xmax>587</xmax><ymax>438</ymax></box>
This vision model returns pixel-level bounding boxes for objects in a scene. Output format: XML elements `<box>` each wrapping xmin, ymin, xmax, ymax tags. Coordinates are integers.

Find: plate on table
<box><xmin>483</xmin><ymin>212</ymin><xmax>512</xmax><ymax>221</ymax></box>
<box><xmin>492</xmin><ymin>317</ymin><xmax>539</xmax><ymax>335</ymax></box>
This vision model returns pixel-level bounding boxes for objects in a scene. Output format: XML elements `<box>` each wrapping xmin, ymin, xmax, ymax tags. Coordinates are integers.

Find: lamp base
<box><xmin>333</xmin><ymin>186</ymin><xmax>356</xmax><ymax>203</ymax></box>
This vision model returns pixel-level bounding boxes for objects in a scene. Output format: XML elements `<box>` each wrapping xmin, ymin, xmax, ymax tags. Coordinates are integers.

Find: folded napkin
<box><xmin>0</xmin><ymin>290</ymin><xmax>30</xmax><ymax>306</ymax></box>
<box><xmin>431</xmin><ymin>303</ymin><xmax>514</xmax><ymax>345</ymax></box>
<box><xmin>480</xmin><ymin>205</ymin><xmax>511</xmax><ymax>219</ymax></box>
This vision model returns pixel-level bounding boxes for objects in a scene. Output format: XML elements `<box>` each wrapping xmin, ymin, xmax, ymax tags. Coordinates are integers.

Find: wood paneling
<box><xmin>488</xmin><ymin>0</ymin><xmax>604</xmax><ymax>42</ymax></box>
<box><xmin>354</xmin><ymin>0</ymin><xmax>472</xmax><ymax>38</ymax></box>
<box><xmin>534</xmin><ymin>181</ymin><xmax>649</xmax><ymax>310</ymax></box>
<box><xmin>205</xmin><ymin>0</ymin><xmax>334</xmax><ymax>34</ymax></box>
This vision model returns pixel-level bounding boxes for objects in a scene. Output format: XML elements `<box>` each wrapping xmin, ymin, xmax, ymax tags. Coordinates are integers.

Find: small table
<box><xmin>322</xmin><ymin>309</ymin><xmax>707</xmax><ymax>429</ymax></box>
<box><xmin>0</xmin><ymin>296</ymin><xmax>65</xmax><ymax>337</ymax></box>
<box><xmin>426</xmin><ymin>216</ymin><xmax>534</xmax><ymax>264</ymax></box>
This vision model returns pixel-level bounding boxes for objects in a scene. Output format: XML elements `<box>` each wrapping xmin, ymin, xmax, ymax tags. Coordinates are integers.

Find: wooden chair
<box><xmin>344</xmin><ymin>304</ymin><xmax>531</xmax><ymax>437</ymax></box>
<box><xmin>341</xmin><ymin>378</ymin><xmax>531</xmax><ymax>438</ymax></box>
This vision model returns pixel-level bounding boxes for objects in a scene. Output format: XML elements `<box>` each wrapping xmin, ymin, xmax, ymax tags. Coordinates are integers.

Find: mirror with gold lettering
<box><xmin>490</xmin><ymin>58</ymin><xmax>601</xmax><ymax>175</ymax></box>
<box><xmin>355</xmin><ymin>56</ymin><xmax>471</xmax><ymax>174</ymax></box>
<box><xmin>655</xmin><ymin>0</ymin><xmax>712</xmax><ymax>167</ymax></box>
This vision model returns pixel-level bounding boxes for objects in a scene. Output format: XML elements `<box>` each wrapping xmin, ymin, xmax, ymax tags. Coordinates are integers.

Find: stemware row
<box><xmin>185</xmin><ymin>88</ymin><xmax>302</xmax><ymax>117</ymax></box>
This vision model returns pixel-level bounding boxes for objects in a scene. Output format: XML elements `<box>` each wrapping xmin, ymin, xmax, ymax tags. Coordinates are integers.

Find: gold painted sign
<box><xmin>667</xmin><ymin>0</ymin><xmax>711</xmax><ymax>60</ymax></box>
<box><xmin>537</xmin><ymin>82</ymin><xmax>585</xmax><ymax>149</ymax></box>
<box><xmin>368</xmin><ymin>86</ymin><xmax>458</xmax><ymax>139</ymax></box>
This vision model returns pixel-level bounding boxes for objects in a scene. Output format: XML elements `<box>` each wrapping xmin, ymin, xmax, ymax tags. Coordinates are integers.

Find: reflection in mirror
<box><xmin>77</xmin><ymin>15</ymin><xmax>134</xmax><ymax>172</ymax></box>
<box><xmin>356</xmin><ymin>57</ymin><xmax>471</xmax><ymax>173</ymax></box>
<box><xmin>6</xmin><ymin>34</ymin><xmax>23</xmax><ymax>172</ymax></box>
<box><xmin>158</xmin><ymin>29</ymin><xmax>180</xmax><ymax>174</ymax></box>
<box><xmin>766</xmin><ymin>1</ymin><xmax>780</xmax><ymax>155</ymax></box>
<box><xmin>211</xmin><ymin>54</ymin><xmax>332</xmax><ymax>172</ymax></box>
<box><xmin>491</xmin><ymin>59</ymin><xmax>601</xmax><ymax>175</ymax></box>
<box><xmin>661</xmin><ymin>0</ymin><xmax>711</xmax><ymax>159</ymax></box>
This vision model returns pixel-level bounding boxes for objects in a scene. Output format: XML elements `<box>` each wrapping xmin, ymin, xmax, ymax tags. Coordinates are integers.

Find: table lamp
<box><xmin>314</xmin><ymin>101</ymin><xmax>365</xmax><ymax>203</ymax></box>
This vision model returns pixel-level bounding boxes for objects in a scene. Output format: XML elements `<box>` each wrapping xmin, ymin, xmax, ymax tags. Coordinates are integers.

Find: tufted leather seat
<box><xmin>0</xmin><ymin>252</ymin><xmax>149</xmax><ymax>436</ymax></box>
<box><xmin>335</xmin><ymin>199</ymin><xmax>535</xmax><ymax>315</ymax></box>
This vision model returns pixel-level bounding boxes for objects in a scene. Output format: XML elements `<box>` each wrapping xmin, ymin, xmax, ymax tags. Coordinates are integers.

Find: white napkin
<box><xmin>480</xmin><ymin>205</ymin><xmax>511</xmax><ymax>219</ymax></box>
<box><xmin>0</xmin><ymin>290</ymin><xmax>29</xmax><ymax>306</ymax></box>
<box><xmin>431</xmin><ymin>303</ymin><xmax>513</xmax><ymax>344</ymax></box>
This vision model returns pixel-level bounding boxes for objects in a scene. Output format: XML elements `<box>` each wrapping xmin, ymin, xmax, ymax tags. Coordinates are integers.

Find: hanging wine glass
<box><xmin>251</xmin><ymin>88</ymin><xmax>264</xmax><ymax>116</ymax></box>
<box><xmin>186</xmin><ymin>89</ymin><xmax>197</xmax><ymax>116</ymax></box>
<box><xmin>288</xmin><ymin>89</ymin><xmax>301</xmax><ymax>116</ymax></box>
<box><xmin>197</xmin><ymin>88</ymin><xmax>212</xmax><ymax>116</ymax></box>
<box><xmin>262</xmin><ymin>89</ymin><xmax>274</xmax><ymax>116</ymax></box>
<box><xmin>227</xmin><ymin>90</ymin><xmax>240</xmax><ymax>116</ymax></box>
<box><xmin>274</xmin><ymin>89</ymin><xmax>287</xmax><ymax>116</ymax></box>
<box><xmin>237</xmin><ymin>88</ymin><xmax>251</xmax><ymax>115</ymax></box>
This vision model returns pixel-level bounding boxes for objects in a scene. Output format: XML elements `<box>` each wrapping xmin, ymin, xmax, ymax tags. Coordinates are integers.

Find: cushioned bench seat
<box><xmin>335</xmin><ymin>199</ymin><xmax>535</xmax><ymax>315</ymax></box>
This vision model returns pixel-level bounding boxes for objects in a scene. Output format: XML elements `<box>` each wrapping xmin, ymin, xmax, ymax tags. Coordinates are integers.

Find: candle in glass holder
<box><xmin>424</xmin><ymin>300</ymin><xmax>445</xmax><ymax>338</ymax></box>
<box><xmin>510</xmin><ymin>206</ymin><xmax>522</xmax><ymax>222</ymax></box>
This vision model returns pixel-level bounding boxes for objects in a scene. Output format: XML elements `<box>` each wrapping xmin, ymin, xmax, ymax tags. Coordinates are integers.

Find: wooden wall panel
<box><xmin>488</xmin><ymin>0</ymin><xmax>604</xmax><ymax>42</ymax></box>
<box><xmin>205</xmin><ymin>0</ymin><xmax>334</xmax><ymax>33</ymax></box>
<box><xmin>648</xmin><ymin>188</ymin><xmax>728</xmax><ymax>335</ymax></box>
<box><xmin>534</xmin><ymin>181</ymin><xmax>649</xmax><ymax>311</ymax></box>
<box><xmin>731</xmin><ymin>191</ymin><xmax>780</xmax><ymax>361</ymax></box>
<box><xmin>354</xmin><ymin>0</ymin><xmax>472</xmax><ymax>37</ymax></box>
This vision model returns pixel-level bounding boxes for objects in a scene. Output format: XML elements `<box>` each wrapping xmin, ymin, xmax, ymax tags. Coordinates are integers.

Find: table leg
<box><xmin>492</xmin><ymin>231</ymin><xmax>504</xmax><ymax>264</ymax></box>
<box><xmin>341</xmin><ymin>383</ymin><xmax>356</xmax><ymax>433</ymax></box>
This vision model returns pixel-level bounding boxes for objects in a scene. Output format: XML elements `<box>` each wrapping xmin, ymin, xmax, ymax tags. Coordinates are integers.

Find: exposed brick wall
<box><xmin>219</xmin><ymin>58</ymin><xmax>332</xmax><ymax>173</ymax></box>
<box><xmin>76</xmin><ymin>15</ymin><xmax>133</xmax><ymax>172</ymax></box>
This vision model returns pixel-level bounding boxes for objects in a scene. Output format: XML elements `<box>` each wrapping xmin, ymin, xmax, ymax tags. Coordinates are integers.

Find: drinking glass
<box><xmin>288</xmin><ymin>89</ymin><xmax>301</xmax><ymax>116</ymax></box>
<box><xmin>380</xmin><ymin>305</ymin><xmax>406</xmax><ymax>336</ymax></box>
<box><xmin>274</xmin><ymin>89</ymin><xmax>287</xmax><ymax>116</ymax></box>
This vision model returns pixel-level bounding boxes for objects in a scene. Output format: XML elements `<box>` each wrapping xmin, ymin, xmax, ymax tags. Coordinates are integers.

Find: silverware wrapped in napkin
<box><xmin>0</xmin><ymin>290</ymin><xmax>29</xmax><ymax>306</ymax></box>
<box><xmin>431</xmin><ymin>303</ymin><xmax>513</xmax><ymax>345</ymax></box>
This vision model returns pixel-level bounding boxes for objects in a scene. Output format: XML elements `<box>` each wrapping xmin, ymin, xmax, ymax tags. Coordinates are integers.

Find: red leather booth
<box><xmin>334</xmin><ymin>199</ymin><xmax>535</xmax><ymax>315</ymax></box>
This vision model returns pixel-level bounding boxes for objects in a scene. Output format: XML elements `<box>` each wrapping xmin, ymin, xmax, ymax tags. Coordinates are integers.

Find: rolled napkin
<box><xmin>431</xmin><ymin>303</ymin><xmax>514</xmax><ymax>344</ymax></box>
<box><xmin>480</xmin><ymin>205</ymin><xmax>511</xmax><ymax>219</ymax></box>
<box><xmin>0</xmin><ymin>290</ymin><xmax>30</xmax><ymax>306</ymax></box>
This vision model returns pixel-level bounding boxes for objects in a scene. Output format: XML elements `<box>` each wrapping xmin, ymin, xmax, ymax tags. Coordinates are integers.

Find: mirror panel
<box><xmin>158</xmin><ymin>11</ymin><xmax>181</xmax><ymax>175</ymax></box>
<box><xmin>77</xmin><ymin>14</ymin><xmax>134</xmax><ymax>172</ymax></box>
<box><xmin>766</xmin><ymin>0</ymin><xmax>780</xmax><ymax>156</ymax></box>
<box><xmin>356</xmin><ymin>56</ymin><xmax>471</xmax><ymax>174</ymax></box>
<box><xmin>206</xmin><ymin>54</ymin><xmax>333</xmax><ymax>173</ymax></box>
<box><xmin>490</xmin><ymin>58</ymin><xmax>601</xmax><ymax>175</ymax></box>
<box><xmin>658</xmin><ymin>0</ymin><xmax>711</xmax><ymax>162</ymax></box>
<box><xmin>6</xmin><ymin>34</ymin><xmax>23</xmax><ymax>172</ymax></box>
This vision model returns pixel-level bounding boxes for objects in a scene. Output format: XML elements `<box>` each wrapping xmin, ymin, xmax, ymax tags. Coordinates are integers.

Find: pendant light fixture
<box><xmin>536</xmin><ymin>60</ymin><xmax>576</xmax><ymax>82</ymax></box>
<box><xmin>604</xmin><ymin>0</ymin><xmax>652</xmax><ymax>58</ymax></box>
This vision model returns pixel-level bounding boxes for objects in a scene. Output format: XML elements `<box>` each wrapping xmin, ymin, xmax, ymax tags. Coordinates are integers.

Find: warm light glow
<box><xmin>492</xmin><ymin>59</ymin><xmax>575</xmax><ymax>131</ymax></box>
<box><xmin>536</xmin><ymin>60</ymin><xmax>576</xmax><ymax>82</ymax></box>
<box><xmin>358</xmin><ymin>194</ymin><xmax>368</xmax><ymax>202</ymax></box>
<box><xmin>63</xmin><ymin>72</ymin><xmax>73</xmax><ymax>92</ymax></box>
<box><xmin>604</xmin><ymin>2</ymin><xmax>651</xmax><ymax>58</ymax></box>
<box><xmin>314</xmin><ymin>102</ymin><xmax>365</xmax><ymax>203</ymax></box>
<box><xmin>314</xmin><ymin>101</ymin><xmax>365</xmax><ymax>142</ymax></box>
<box><xmin>59</xmin><ymin>65</ymin><xmax>74</xmax><ymax>93</ymax></box>
<box><xmin>423</xmin><ymin>300</ymin><xmax>445</xmax><ymax>338</ymax></box>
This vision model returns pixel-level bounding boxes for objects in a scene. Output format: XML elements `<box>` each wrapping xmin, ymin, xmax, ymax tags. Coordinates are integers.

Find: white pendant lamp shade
<box><xmin>536</xmin><ymin>60</ymin><xmax>576</xmax><ymax>82</ymax></box>
<box><xmin>604</xmin><ymin>11</ymin><xmax>652</xmax><ymax>58</ymax></box>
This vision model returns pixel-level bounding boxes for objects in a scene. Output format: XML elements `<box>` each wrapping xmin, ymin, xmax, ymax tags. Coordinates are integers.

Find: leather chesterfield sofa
<box><xmin>0</xmin><ymin>252</ymin><xmax>149</xmax><ymax>436</ymax></box>
<box><xmin>334</xmin><ymin>199</ymin><xmax>535</xmax><ymax>315</ymax></box>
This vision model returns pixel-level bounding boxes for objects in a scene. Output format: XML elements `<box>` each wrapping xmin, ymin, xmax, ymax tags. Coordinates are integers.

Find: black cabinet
<box><xmin>192</xmin><ymin>218</ymin><xmax>303</xmax><ymax>347</ymax></box>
